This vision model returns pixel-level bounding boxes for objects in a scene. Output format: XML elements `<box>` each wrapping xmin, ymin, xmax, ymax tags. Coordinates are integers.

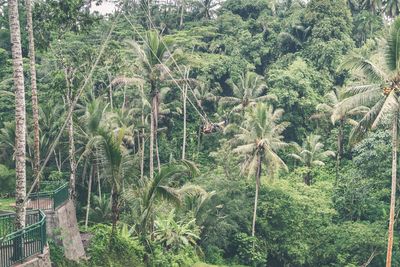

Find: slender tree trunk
<box><xmin>65</xmin><ymin>73</ymin><xmax>76</xmax><ymax>200</ymax></box>
<box><xmin>182</xmin><ymin>76</ymin><xmax>187</xmax><ymax>160</ymax></box>
<box><xmin>68</xmin><ymin>99</ymin><xmax>76</xmax><ymax>200</ymax></box>
<box><xmin>336</xmin><ymin>120</ymin><xmax>344</xmax><ymax>181</ymax></box>
<box><xmin>97</xmin><ymin>166</ymin><xmax>102</xmax><ymax>200</ymax></box>
<box><xmin>26</xmin><ymin>0</ymin><xmax>40</xmax><ymax>186</ymax></box>
<box><xmin>197</xmin><ymin>124</ymin><xmax>202</xmax><ymax>157</ymax></box>
<box><xmin>85</xmin><ymin>165</ymin><xmax>93</xmax><ymax>230</ymax></box>
<box><xmin>154</xmin><ymin>91</ymin><xmax>161</xmax><ymax>173</ymax></box>
<box><xmin>141</xmin><ymin>112</ymin><xmax>145</xmax><ymax>180</ymax></box>
<box><xmin>386</xmin><ymin>115</ymin><xmax>398</xmax><ymax>267</ymax></box>
<box><xmin>304</xmin><ymin>169</ymin><xmax>312</xmax><ymax>186</ymax></box>
<box><xmin>147</xmin><ymin>0</ymin><xmax>152</xmax><ymax>29</ymax></box>
<box><xmin>111</xmin><ymin>184</ymin><xmax>119</xmax><ymax>237</ymax></box>
<box><xmin>156</xmin><ymin>135</ymin><xmax>161</xmax><ymax>173</ymax></box>
<box><xmin>252</xmin><ymin>154</ymin><xmax>261</xmax><ymax>237</ymax></box>
<box><xmin>150</xmin><ymin>79</ymin><xmax>160</xmax><ymax>177</ymax></box>
<box><xmin>9</xmin><ymin>0</ymin><xmax>26</xmax><ymax>230</ymax></box>
<box><xmin>179</xmin><ymin>0</ymin><xmax>185</xmax><ymax>28</ymax></box>
<box><xmin>150</xmin><ymin>106</ymin><xmax>155</xmax><ymax>179</ymax></box>
<box><xmin>108</xmin><ymin>73</ymin><xmax>113</xmax><ymax>109</ymax></box>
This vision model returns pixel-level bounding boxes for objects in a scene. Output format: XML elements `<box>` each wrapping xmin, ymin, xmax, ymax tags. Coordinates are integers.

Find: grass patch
<box><xmin>0</xmin><ymin>198</ymin><xmax>14</xmax><ymax>212</ymax></box>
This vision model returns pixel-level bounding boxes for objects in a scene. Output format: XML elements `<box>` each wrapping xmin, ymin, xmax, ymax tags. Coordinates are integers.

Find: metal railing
<box><xmin>28</xmin><ymin>182</ymin><xmax>69</xmax><ymax>210</ymax></box>
<box><xmin>0</xmin><ymin>210</ymin><xmax>46</xmax><ymax>267</ymax></box>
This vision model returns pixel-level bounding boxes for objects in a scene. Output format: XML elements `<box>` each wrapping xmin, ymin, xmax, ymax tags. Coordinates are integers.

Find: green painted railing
<box><xmin>0</xmin><ymin>181</ymin><xmax>68</xmax><ymax>266</ymax></box>
<box><xmin>28</xmin><ymin>182</ymin><xmax>69</xmax><ymax>210</ymax></box>
<box><xmin>0</xmin><ymin>210</ymin><xmax>46</xmax><ymax>267</ymax></box>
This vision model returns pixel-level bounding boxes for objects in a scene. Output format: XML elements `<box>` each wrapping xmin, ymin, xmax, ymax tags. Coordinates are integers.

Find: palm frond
<box><xmin>339</xmin><ymin>52</ymin><xmax>387</xmax><ymax>82</ymax></box>
<box><xmin>386</xmin><ymin>17</ymin><xmax>400</xmax><ymax>72</ymax></box>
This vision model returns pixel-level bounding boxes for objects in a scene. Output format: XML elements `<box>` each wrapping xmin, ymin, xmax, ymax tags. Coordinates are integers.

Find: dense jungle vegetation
<box><xmin>2</xmin><ymin>0</ymin><xmax>400</xmax><ymax>266</ymax></box>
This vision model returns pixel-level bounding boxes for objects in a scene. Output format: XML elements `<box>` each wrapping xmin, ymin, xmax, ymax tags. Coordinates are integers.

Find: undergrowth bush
<box><xmin>87</xmin><ymin>224</ymin><xmax>145</xmax><ymax>267</ymax></box>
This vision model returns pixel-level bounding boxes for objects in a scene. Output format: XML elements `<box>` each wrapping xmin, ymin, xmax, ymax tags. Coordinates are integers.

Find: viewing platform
<box><xmin>0</xmin><ymin>181</ymin><xmax>83</xmax><ymax>267</ymax></box>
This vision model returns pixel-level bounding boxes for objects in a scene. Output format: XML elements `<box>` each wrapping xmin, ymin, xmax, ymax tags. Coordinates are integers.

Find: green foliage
<box><xmin>153</xmin><ymin>210</ymin><xmax>200</xmax><ymax>251</ymax></box>
<box><xmin>1</xmin><ymin>1</ymin><xmax>399</xmax><ymax>266</ymax></box>
<box><xmin>49</xmin><ymin>241</ymin><xmax>85</xmax><ymax>267</ymax></box>
<box><xmin>150</xmin><ymin>244</ymin><xmax>199</xmax><ymax>267</ymax></box>
<box><xmin>303</xmin><ymin>0</ymin><xmax>354</xmax><ymax>71</ymax></box>
<box><xmin>233</xmin><ymin>233</ymin><xmax>267</xmax><ymax>266</ymax></box>
<box><xmin>47</xmin><ymin>171</ymin><xmax>66</xmax><ymax>181</ymax></box>
<box><xmin>310</xmin><ymin>221</ymin><xmax>386</xmax><ymax>266</ymax></box>
<box><xmin>87</xmin><ymin>224</ymin><xmax>145</xmax><ymax>267</ymax></box>
<box><xmin>268</xmin><ymin>57</ymin><xmax>329</xmax><ymax>141</ymax></box>
<box><xmin>0</xmin><ymin>164</ymin><xmax>15</xmax><ymax>197</ymax></box>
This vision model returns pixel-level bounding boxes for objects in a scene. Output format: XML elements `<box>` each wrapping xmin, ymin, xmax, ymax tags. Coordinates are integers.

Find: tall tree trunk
<box><xmin>26</xmin><ymin>0</ymin><xmax>40</xmax><ymax>185</ymax></box>
<box><xmin>85</xmin><ymin>165</ymin><xmax>93</xmax><ymax>230</ymax></box>
<box><xmin>141</xmin><ymin>112</ymin><xmax>145</xmax><ymax>180</ymax></box>
<box><xmin>386</xmin><ymin>115</ymin><xmax>398</xmax><ymax>267</ymax></box>
<box><xmin>150</xmin><ymin>80</ymin><xmax>160</xmax><ymax>177</ymax></box>
<box><xmin>156</xmin><ymin>135</ymin><xmax>161</xmax><ymax>173</ymax></box>
<box><xmin>336</xmin><ymin>120</ymin><xmax>344</xmax><ymax>181</ymax></box>
<box><xmin>252</xmin><ymin>154</ymin><xmax>261</xmax><ymax>237</ymax></box>
<box><xmin>179</xmin><ymin>0</ymin><xmax>185</xmax><ymax>28</ymax></box>
<box><xmin>96</xmin><ymin>165</ymin><xmax>102</xmax><ymax>200</ymax></box>
<box><xmin>9</xmin><ymin>0</ymin><xmax>26</xmax><ymax>230</ymax></box>
<box><xmin>108</xmin><ymin>72</ymin><xmax>113</xmax><ymax>109</ymax></box>
<box><xmin>154</xmin><ymin>90</ymin><xmax>161</xmax><ymax>173</ymax></box>
<box><xmin>197</xmin><ymin>124</ymin><xmax>202</xmax><ymax>154</ymax></box>
<box><xmin>111</xmin><ymin>184</ymin><xmax>119</xmax><ymax>237</ymax></box>
<box><xmin>65</xmin><ymin>73</ymin><xmax>76</xmax><ymax>200</ymax></box>
<box><xmin>182</xmin><ymin>70</ymin><xmax>188</xmax><ymax>160</ymax></box>
<box><xmin>147</xmin><ymin>0</ymin><xmax>152</xmax><ymax>29</ymax></box>
<box><xmin>182</xmin><ymin>85</ymin><xmax>187</xmax><ymax>160</ymax></box>
<box><xmin>68</xmin><ymin>99</ymin><xmax>76</xmax><ymax>200</ymax></box>
<box><xmin>150</xmin><ymin>105</ymin><xmax>155</xmax><ymax>179</ymax></box>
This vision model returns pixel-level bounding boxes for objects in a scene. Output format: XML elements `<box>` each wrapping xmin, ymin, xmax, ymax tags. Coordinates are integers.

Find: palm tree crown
<box><xmin>232</xmin><ymin>103</ymin><xmax>288</xmax><ymax>177</ymax></box>
<box><xmin>220</xmin><ymin>72</ymin><xmax>275</xmax><ymax>114</ymax></box>
<box><xmin>290</xmin><ymin>134</ymin><xmax>335</xmax><ymax>185</ymax></box>
<box><xmin>335</xmin><ymin>18</ymin><xmax>400</xmax><ymax>143</ymax></box>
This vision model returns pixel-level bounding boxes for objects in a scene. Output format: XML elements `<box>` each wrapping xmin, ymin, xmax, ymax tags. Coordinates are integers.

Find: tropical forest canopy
<box><xmin>1</xmin><ymin>0</ymin><xmax>400</xmax><ymax>266</ymax></box>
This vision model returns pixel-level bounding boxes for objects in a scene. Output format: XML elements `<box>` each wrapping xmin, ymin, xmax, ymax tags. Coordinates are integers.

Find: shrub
<box><xmin>234</xmin><ymin>233</ymin><xmax>267</xmax><ymax>266</ymax></box>
<box><xmin>87</xmin><ymin>224</ymin><xmax>145</xmax><ymax>267</ymax></box>
<box><xmin>150</xmin><ymin>244</ymin><xmax>199</xmax><ymax>267</ymax></box>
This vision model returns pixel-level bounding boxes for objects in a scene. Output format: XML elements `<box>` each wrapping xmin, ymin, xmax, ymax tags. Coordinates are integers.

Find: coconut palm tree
<box><xmin>220</xmin><ymin>72</ymin><xmax>275</xmax><ymax>115</ymax></box>
<box><xmin>131</xmin><ymin>30</ymin><xmax>171</xmax><ymax>179</ymax></box>
<box><xmin>192</xmin><ymin>81</ymin><xmax>218</xmax><ymax>109</ymax></box>
<box><xmin>8</xmin><ymin>0</ymin><xmax>27</xmax><ymax>230</ymax></box>
<box><xmin>311</xmin><ymin>88</ymin><xmax>368</xmax><ymax>174</ymax></box>
<box><xmin>112</xmin><ymin>76</ymin><xmax>149</xmax><ymax>179</ymax></box>
<box><xmin>231</xmin><ymin>103</ymin><xmax>288</xmax><ymax>237</ymax></box>
<box><xmin>125</xmin><ymin>160</ymin><xmax>199</xmax><ymax>236</ymax></box>
<box><xmin>76</xmin><ymin>95</ymin><xmax>107</xmax><ymax>228</ymax></box>
<box><xmin>89</xmin><ymin>127</ymin><xmax>136</xmax><ymax>236</ymax></box>
<box><xmin>335</xmin><ymin>18</ymin><xmax>400</xmax><ymax>267</ymax></box>
<box><xmin>289</xmin><ymin>134</ymin><xmax>335</xmax><ymax>185</ymax></box>
<box><xmin>193</xmin><ymin>0</ymin><xmax>219</xmax><ymax>20</ymax></box>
